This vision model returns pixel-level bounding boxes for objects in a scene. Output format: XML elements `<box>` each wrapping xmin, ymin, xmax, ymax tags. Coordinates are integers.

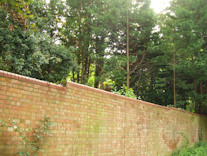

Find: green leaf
<box><xmin>15</xmin><ymin>3</ymin><xmax>20</xmax><ymax>6</ymax></box>
<box><xmin>29</xmin><ymin>14</ymin><xmax>34</xmax><ymax>19</ymax></box>
<box><xmin>31</xmin><ymin>24</ymin><xmax>35</xmax><ymax>28</ymax></box>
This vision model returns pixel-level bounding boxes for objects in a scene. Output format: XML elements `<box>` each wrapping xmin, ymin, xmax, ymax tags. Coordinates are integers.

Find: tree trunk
<box><xmin>87</xmin><ymin>58</ymin><xmax>91</xmax><ymax>78</ymax></box>
<box><xmin>72</xmin><ymin>68</ymin><xmax>75</xmax><ymax>82</ymax></box>
<box><xmin>94</xmin><ymin>36</ymin><xmax>104</xmax><ymax>88</ymax></box>
<box><xmin>100</xmin><ymin>81</ymin><xmax>104</xmax><ymax>89</ymax></box>
<box><xmin>204</xmin><ymin>81</ymin><xmax>207</xmax><ymax>115</ymax></box>
<box><xmin>126</xmin><ymin>3</ymin><xmax>130</xmax><ymax>90</ymax></box>
<box><xmin>173</xmin><ymin>50</ymin><xmax>176</xmax><ymax>107</ymax></box>
<box><xmin>81</xmin><ymin>51</ymin><xmax>85</xmax><ymax>83</ymax></box>
<box><xmin>94</xmin><ymin>63</ymin><xmax>99</xmax><ymax>88</ymax></box>
<box><xmin>85</xmin><ymin>58</ymin><xmax>88</xmax><ymax>78</ymax></box>
<box><xmin>200</xmin><ymin>81</ymin><xmax>204</xmax><ymax>95</ymax></box>
<box><xmin>205</xmin><ymin>81</ymin><xmax>207</xmax><ymax>94</ymax></box>
<box><xmin>194</xmin><ymin>79</ymin><xmax>198</xmax><ymax>113</ymax></box>
<box><xmin>199</xmin><ymin>80</ymin><xmax>204</xmax><ymax>114</ymax></box>
<box><xmin>77</xmin><ymin>53</ymin><xmax>80</xmax><ymax>83</ymax></box>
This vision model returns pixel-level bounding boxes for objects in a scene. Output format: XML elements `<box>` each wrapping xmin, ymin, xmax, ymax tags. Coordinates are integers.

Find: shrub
<box><xmin>172</xmin><ymin>141</ymin><xmax>207</xmax><ymax>156</ymax></box>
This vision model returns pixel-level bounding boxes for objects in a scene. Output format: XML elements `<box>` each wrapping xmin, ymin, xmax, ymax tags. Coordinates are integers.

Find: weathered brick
<box><xmin>3</xmin><ymin>109</ymin><xmax>9</xmax><ymax>113</ymax></box>
<box><xmin>10</xmin><ymin>109</ymin><xmax>18</xmax><ymax>114</ymax></box>
<box><xmin>9</xmin><ymin>88</ymin><xmax>20</xmax><ymax>93</ymax></box>
<box><xmin>11</xmin><ymin>79</ymin><xmax>21</xmax><ymax>84</ymax></box>
<box><xmin>10</xmin><ymin>97</ymin><xmax>19</xmax><ymax>102</ymax></box>
<box><xmin>20</xmin><ymin>90</ymin><xmax>30</xmax><ymax>95</ymax></box>
<box><xmin>0</xmin><ymin>95</ymin><xmax>8</xmax><ymax>100</ymax></box>
<box><xmin>0</xmin><ymin>86</ymin><xmax>9</xmax><ymax>91</ymax></box>
<box><xmin>0</xmin><ymin>70</ymin><xmax>207</xmax><ymax>156</ymax></box>
<box><xmin>18</xmin><ymin>107</ymin><xmax>28</xmax><ymax>111</ymax></box>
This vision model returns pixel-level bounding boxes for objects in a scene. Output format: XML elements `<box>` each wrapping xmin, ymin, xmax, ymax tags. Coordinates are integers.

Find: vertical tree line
<box><xmin>1</xmin><ymin>0</ymin><xmax>207</xmax><ymax>114</ymax></box>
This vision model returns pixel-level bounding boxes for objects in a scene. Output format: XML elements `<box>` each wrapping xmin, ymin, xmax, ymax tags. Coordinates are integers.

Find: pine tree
<box><xmin>157</xmin><ymin>0</ymin><xmax>207</xmax><ymax>114</ymax></box>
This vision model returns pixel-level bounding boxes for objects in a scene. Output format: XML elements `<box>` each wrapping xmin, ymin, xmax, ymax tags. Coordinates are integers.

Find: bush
<box><xmin>172</xmin><ymin>141</ymin><xmax>207</xmax><ymax>156</ymax></box>
<box><xmin>112</xmin><ymin>85</ymin><xmax>137</xmax><ymax>99</ymax></box>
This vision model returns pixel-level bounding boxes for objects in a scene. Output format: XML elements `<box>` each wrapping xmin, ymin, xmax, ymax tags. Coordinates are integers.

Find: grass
<box><xmin>172</xmin><ymin>141</ymin><xmax>207</xmax><ymax>156</ymax></box>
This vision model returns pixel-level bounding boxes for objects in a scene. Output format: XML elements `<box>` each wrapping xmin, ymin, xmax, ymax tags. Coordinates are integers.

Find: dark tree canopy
<box><xmin>1</xmin><ymin>0</ymin><xmax>207</xmax><ymax>114</ymax></box>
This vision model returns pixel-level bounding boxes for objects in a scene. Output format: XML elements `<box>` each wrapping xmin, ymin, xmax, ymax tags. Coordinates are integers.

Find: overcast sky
<box><xmin>150</xmin><ymin>0</ymin><xmax>170</xmax><ymax>13</ymax></box>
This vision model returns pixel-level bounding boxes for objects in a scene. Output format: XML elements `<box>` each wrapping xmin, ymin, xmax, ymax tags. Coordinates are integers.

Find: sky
<box><xmin>150</xmin><ymin>0</ymin><xmax>171</xmax><ymax>13</ymax></box>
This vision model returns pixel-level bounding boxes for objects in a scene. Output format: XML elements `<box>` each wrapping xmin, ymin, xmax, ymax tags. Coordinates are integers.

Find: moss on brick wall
<box><xmin>0</xmin><ymin>70</ymin><xmax>207</xmax><ymax>156</ymax></box>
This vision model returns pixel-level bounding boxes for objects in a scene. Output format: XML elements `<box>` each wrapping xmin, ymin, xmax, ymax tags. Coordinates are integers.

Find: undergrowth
<box><xmin>172</xmin><ymin>141</ymin><xmax>207</xmax><ymax>156</ymax></box>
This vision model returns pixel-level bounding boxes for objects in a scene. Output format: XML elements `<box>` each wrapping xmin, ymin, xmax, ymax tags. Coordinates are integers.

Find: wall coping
<box><xmin>0</xmin><ymin>70</ymin><xmax>205</xmax><ymax>117</ymax></box>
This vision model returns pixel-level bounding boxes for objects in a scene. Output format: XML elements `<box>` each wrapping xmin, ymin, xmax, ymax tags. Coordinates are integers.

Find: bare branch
<box><xmin>130</xmin><ymin>50</ymin><xmax>146</xmax><ymax>75</ymax></box>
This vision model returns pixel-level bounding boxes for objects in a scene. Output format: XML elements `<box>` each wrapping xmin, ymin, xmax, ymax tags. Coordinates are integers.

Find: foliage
<box><xmin>0</xmin><ymin>0</ymin><xmax>34</xmax><ymax>28</ymax></box>
<box><xmin>0</xmin><ymin>115</ymin><xmax>55</xmax><ymax>156</ymax></box>
<box><xmin>0</xmin><ymin>0</ymin><xmax>76</xmax><ymax>84</ymax></box>
<box><xmin>1</xmin><ymin>0</ymin><xmax>207</xmax><ymax>114</ymax></box>
<box><xmin>112</xmin><ymin>85</ymin><xmax>137</xmax><ymax>99</ymax></box>
<box><xmin>61</xmin><ymin>0</ymin><xmax>157</xmax><ymax>89</ymax></box>
<box><xmin>153</xmin><ymin>0</ymin><xmax>207</xmax><ymax>113</ymax></box>
<box><xmin>172</xmin><ymin>141</ymin><xmax>207</xmax><ymax>156</ymax></box>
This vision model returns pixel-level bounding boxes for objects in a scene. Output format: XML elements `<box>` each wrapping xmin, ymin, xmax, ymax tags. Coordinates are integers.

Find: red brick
<box><xmin>20</xmin><ymin>90</ymin><xmax>30</xmax><ymax>95</ymax></box>
<box><xmin>0</xmin><ymin>95</ymin><xmax>7</xmax><ymax>100</ymax></box>
<box><xmin>6</xmin><ymin>91</ymin><xmax>12</xmax><ymax>96</ymax></box>
<box><xmin>10</xmin><ymin>109</ymin><xmax>19</xmax><ymax>114</ymax></box>
<box><xmin>0</xmin><ymin>77</ymin><xmax>6</xmax><ymax>81</ymax></box>
<box><xmin>0</xmin><ymin>86</ymin><xmax>9</xmax><ymax>91</ymax></box>
<box><xmin>0</xmin><ymin>104</ymin><xmax>6</xmax><ymax>108</ymax></box>
<box><xmin>4</xmin><ymin>100</ymin><xmax>10</xmax><ymax>104</ymax></box>
<box><xmin>7</xmin><ymin>105</ymin><xmax>19</xmax><ymax>110</ymax></box>
<box><xmin>12</xmin><ymin>84</ymin><xmax>18</xmax><ymax>89</ymax></box>
<box><xmin>11</xmin><ymin>79</ymin><xmax>21</xmax><ymax>84</ymax></box>
<box><xmin>0</xmin><ymin>90</ymin><xmax>6</xmax><ymax>95</ymax></box>
<box><xmin>17</xmin><ymin>94</ymin><xmax>23</xmax><ymax>98</ymax></box>
<box><xmin>11</xmin><ymin>97</ymin><xmax>19</xmax><ymax>101</ymax></box>
<box><xmin>18</xmin><ymin>107</ymin><xmax>28</xmax><ymax>111</ymax></box>
<box><xmin>9</xmin><ymin>88</ymin><xmax>20</xmax><ymax>93</ymax></box>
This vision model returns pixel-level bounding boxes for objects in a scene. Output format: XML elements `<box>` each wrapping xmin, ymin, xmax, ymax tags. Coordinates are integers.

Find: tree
<box><xmin>0</xmin><ymin>0</ymin><xmax>76</xmax><ymax>83</ymax></box>
<box><xmin>99</xmin><ymin>0</ymin><xmax>156</xmax><ymax>92</ymax></box>
<box><xmin>156</xmin><ymin>0</ymin><xmax>207</xmax><ymax>114</ymax></box>
<box><xmin>61</xmin><ymin>0</ymin><xmax>95</xmax><ymax>84</ymax></box>
<box><xmin>0</xmin><ymin>0</ymin><xmax>33</xmax><ymax>27</ymax></box>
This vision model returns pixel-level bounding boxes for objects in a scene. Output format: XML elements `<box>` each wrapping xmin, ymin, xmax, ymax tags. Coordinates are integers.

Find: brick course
<box><xmin>0</xmin><ymin>70</ymin><xmax>207</xmax><ymax>156</ymax></box>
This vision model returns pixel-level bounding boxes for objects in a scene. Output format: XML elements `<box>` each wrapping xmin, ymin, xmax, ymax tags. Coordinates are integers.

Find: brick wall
<box><xmin>0</xmin><ymin>70</ymin><xmax>207</xmax><ymax>156</ymax></box>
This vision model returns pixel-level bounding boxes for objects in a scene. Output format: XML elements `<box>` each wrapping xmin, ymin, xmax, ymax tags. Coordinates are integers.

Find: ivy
<box><xmin>0</xmin><ymin>115</ymin><xmax>55</xmax><ymax>156</ymax></box>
